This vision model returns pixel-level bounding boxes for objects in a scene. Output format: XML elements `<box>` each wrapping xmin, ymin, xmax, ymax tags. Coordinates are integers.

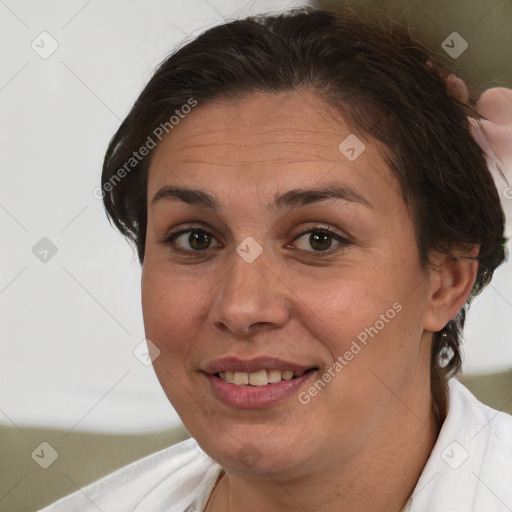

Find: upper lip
<box><xmin>203</xmin><ymin>356</ymin><xmax>317</xmax><ymax>374</ymax></box>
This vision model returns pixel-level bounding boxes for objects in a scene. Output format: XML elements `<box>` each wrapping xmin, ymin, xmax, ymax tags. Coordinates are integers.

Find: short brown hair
<box><xmin>101</xmin><ymin>6</ymin><xmax>505</xmax><ymax>420</ymax></box>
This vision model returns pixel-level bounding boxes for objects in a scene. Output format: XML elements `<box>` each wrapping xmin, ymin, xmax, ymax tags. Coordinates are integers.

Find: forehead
<box><xmin>148</xmin><ymin>90</ymin><xmax>400</xmax><ymax>210</ymax></box>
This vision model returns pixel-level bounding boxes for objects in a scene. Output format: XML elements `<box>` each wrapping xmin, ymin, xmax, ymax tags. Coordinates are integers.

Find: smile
<box><xmin>204</xmin><ymin>368</ymin><xmax>318</xmax><ymax>409</ymax></box>
<box><xmin>216</xmin><ymin>369</ymin><xmax>310</xmax><ymax>386</ymax></box>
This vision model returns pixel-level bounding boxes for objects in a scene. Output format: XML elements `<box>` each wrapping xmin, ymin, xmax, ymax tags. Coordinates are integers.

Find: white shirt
<box><xmin>39</xmin><ymin>379</ymin><xmax>512</xmax><ymax>511</ymax></box>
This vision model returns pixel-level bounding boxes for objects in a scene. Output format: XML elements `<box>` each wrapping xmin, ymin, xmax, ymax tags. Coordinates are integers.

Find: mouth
<box><xmin>202</xmin><ymin>357</ymin><xmax>320</xmax><ymax>409</ymax></box>
<box><xmin>213</xmin><ymin>368</ymin><xmax>318</xmax><ymax>386</ymax></box>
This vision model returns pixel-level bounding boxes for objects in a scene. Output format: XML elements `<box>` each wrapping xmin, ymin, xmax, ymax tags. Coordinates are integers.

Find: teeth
<box><xmin>267</xmin><ymin>369</ymin><xmax>282</xmax><ymax>383</ymax></box>
<box><xmin>249</xmin><ymin>370</ymin><xmax>268</xmax><ymax>386</ymax></box>
<box><xmin>233</xmin><ymin>372</ymin><xmax>249</xmax><ymax>385</ymax></box>
<box><xmin>217</xmin><ymin>369</ymin><xmax>306</xmax><ymax>385</ymax></box>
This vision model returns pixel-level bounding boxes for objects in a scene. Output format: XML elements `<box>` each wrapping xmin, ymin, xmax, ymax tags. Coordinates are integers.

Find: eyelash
<box><xmin>161</xmin><ymin>224</ymin><xmax>351</xmax><ymax>256</ymax></box>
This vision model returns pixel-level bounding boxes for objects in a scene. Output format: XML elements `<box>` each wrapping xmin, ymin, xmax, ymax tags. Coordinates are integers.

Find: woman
<box><xmin>40</xmin><ymin>6</ymin><xmax>512</xmax><ymax>512</ymax></box>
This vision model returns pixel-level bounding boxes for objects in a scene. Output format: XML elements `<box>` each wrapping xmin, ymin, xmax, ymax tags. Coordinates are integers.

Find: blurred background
<box><xmin>1</xmin><ymin>0</ymin><xmax>511</xmax><ymax>510</ymax></box>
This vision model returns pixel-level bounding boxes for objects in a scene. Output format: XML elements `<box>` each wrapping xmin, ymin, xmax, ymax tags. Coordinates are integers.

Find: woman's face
<box><xmin>142</xmin><ymin>90</ymin><xmax>437</xmax><ymax>477</ymax></box>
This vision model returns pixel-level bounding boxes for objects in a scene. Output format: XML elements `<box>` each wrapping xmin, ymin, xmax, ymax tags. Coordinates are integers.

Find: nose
<box><xmin>208</xmin><ymin>248</ymin><xmax>292</xmax><ymax>337</ymax></box>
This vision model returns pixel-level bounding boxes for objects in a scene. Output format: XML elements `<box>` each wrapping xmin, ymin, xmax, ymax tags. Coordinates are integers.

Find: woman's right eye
<box><xmin>164</xmin><ymin>229</ymin><xmax>222</xmax><ymax>253</ymax></box>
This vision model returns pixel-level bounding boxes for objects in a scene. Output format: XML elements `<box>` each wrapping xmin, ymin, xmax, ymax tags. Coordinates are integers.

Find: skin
<box><xmin>141</xmin><ymin>90</ymin><xmax>478</xmax><ymax>511</ymax></box>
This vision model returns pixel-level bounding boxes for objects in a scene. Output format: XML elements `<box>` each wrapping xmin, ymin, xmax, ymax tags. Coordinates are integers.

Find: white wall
<box><xmin>1</xmin><ymin>0</ymin><xmax>511</xmax><ymax>434</ymax></box>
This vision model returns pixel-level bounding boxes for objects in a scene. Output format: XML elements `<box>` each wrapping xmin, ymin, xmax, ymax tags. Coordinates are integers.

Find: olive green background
<box><xmin>2</xmin><ymin>1</ymin><xmax>511</xmax><ymax>511</ymax></box>
<box><xmin>0</xmin><ymin>424</ymin><xmax>190</xmax><ymax>512</ymax></box>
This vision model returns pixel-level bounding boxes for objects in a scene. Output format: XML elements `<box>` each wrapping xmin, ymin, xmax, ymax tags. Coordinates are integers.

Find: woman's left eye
<box><xmin>291</xmin><ymin>228</ymin><xmax>350</xmax><ymax>253</ymax></box>
<box><xmin>163</xmin><ymin>226</ymin><xmax>349</xmax><ymax>254</ymax></box>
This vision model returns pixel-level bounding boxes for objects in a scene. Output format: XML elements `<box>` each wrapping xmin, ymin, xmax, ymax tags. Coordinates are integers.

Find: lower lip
<box><xmin>204</xmin><ymin>370</ymin><xmax>317</xmax><ymax>409</ymax></box>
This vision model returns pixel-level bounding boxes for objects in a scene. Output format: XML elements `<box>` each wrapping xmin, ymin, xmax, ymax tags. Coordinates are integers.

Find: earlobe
<box><xmin>423</xmin><ymin>247</ymin><xmax>480</xmax><ymax>332</ymax></box>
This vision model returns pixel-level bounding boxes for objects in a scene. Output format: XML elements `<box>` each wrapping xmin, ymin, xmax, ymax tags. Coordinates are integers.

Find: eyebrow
<box><xmin>151</xmin><ymin>182</ymin><xmax>373</xmax><ymax>212</ymax></box>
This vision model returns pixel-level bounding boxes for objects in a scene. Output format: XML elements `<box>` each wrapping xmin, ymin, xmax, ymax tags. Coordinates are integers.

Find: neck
<box><xmin>206</xmin><ymin>376</ymin><xmax>443</xmax><ymax>512</ymax></box>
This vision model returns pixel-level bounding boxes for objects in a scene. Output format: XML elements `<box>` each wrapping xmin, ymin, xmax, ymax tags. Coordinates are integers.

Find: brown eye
<box><xmin>309</xmin><ymin>232</ymin><xmax>334</xmax><ymax>251</ymax></box>
<box><xmin>167</xmin><ymin>229</ymin><xmax>220</xmax><ymax>251</ymax></box>
<box><xmin>292</xmin><ymin>229</ymin><xmax>349</xmax><ymax>253</ymax></box>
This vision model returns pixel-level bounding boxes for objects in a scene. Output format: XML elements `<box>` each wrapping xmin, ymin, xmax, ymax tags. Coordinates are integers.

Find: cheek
<box><xmin>141</xmin><ymin>263</ymin><xmax>211</xmax><ymax>360</ymax></box>
<box><xmin>141</xmin><ymin>264</ymin><xmax>213</xmax><ymax>421</ymax></box>
<box><xmin>289</xmin><ymin>264</ymin><xmax>397</xmax><ymax>344</ymax></box>
<box><xmin>292</xmin><ymin>256</ymin><xmax>426</xmax><ymax>376</ymax></box>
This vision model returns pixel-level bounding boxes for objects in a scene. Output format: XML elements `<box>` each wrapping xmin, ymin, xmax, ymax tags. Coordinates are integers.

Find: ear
<box><xmin>422</xmin><ymin>245</ymin><xmax>480</xmax><ymax>332</ymax></box>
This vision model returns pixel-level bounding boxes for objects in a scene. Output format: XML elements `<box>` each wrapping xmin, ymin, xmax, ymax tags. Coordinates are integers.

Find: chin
<box><xmin>190</xmin><ymin>420</ymin><xmax>320</xmax><ymax>478</ymax></box>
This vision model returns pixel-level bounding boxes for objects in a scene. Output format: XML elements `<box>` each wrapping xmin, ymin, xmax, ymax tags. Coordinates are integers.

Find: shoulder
<box><xmin>450</xmin><ymin>378</ymin><xmax>512</xmax><ymax>454</ymax></box>
<box><xmin>38</xmin><ymin>437</ymin><xmax>221</xmax><ymax>512</ymax></box>
<box><xmin>452</xmin><ymin>379</ymin><xmax>512</xmax><ymax>498</ymax></box>
<box><xmin>409</xmin><ymin>378</ymin><xmax>512</xmax><ymax>512</ymax></box>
